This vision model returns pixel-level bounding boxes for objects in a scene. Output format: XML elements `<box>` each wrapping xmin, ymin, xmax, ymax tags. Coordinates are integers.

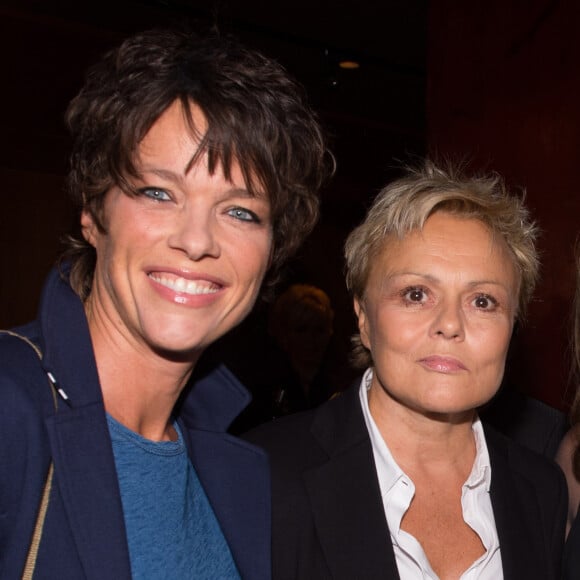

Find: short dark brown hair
<box><xmin>64</xmin><ymin>28</ymin><xmax>333</xmax><ymax>298</ymax></box>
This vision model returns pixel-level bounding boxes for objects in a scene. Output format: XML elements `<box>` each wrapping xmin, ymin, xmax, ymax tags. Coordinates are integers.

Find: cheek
<box><xmin>233</xmin><ymin>238</ymin><xmax>272</xmax><ymax>287</ymax></box>
<box><xmin>473</xmin><ymin>322</ymin><xmax>512</xmax><ymax>372</ymax></box>
<box><xmin>246</xmin><ymin>248</ymin><xmax>269</xmax><ymax>281</ymax></box>
<box><xmin>254</xmin><ymin>233</ymin><xmax>275</xmax><ymax>271</ymax></box>
<box><xmin>369</xmin><ymin>310</ymin><xmax>423</xmax><ymax>355</ymax></box>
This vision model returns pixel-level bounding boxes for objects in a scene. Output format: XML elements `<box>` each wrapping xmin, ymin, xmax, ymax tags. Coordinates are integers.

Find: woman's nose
<box><xmin>430</xmin><ymin>299</ymin><xmax>465</xmax><ymax>340</ymax></box>
<box><xmin>167</xmin><ymin>205</ymin><xmax>220</xmax><ymax>260</ymax></box>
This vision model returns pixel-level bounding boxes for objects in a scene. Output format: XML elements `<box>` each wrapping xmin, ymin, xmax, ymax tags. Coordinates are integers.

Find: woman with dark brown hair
<box><xmin>0</xmin><ymin>27</ymin><xmax>331</xmax><ymax>579</ymax></box>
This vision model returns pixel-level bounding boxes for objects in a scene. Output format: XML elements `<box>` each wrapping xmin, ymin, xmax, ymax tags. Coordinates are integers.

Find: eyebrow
<box><xmin>141</xmin><ymin>167</ymin><xmax>185</xmax><ymax>183</ymax></box>
<box><xmin>387</xmin><ymin>271</ymin><xmax>511</xmax><ymax>290</ymax></box>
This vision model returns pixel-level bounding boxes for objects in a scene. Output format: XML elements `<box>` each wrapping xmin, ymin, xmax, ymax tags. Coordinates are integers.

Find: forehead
<box><xmin>370</xmin><ymin>212</ymin><xmax>519</xmax><ymax>289</ymax></box>
<box><xmin>136</xmin><ymin>100</ymin><xmax>262</xmax><ymax>194</ymax></box>
<box><xmin>137</xmin><ymin>101</ymin><xmax>206</xmax><ymax>169</ymax></box>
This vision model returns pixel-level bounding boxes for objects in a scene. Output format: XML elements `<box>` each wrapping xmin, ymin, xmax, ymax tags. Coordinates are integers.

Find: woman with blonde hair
<box><xmin>248</xmin><ymin>161</ymin><xmax>566</xmax><ymax>580</ymax></box>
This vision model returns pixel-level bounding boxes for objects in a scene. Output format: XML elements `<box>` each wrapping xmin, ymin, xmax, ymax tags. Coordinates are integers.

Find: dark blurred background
<box><xmin>0</xmin><ymin>0</ymin><xmax>577</xmax><ymax>413</ymax></box>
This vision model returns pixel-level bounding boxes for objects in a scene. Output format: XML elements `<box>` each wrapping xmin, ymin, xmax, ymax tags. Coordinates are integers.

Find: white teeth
<box><xmin>149</xmin><ymin>274</ymin><xmax>219</xmax><ymax>295</ymax></box>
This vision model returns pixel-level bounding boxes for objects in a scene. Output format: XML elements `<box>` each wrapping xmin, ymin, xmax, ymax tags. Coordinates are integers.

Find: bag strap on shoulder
<box><xmin>0</xmin><ymin>329</ymin><xmax>56</xmax><ymax>579</ymax></box>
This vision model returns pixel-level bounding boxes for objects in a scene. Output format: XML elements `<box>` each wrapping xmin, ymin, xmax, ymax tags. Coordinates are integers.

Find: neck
<box><xmin>86</xmin><ymin>305</ymin><xmax>199</xmax><ymax>442</ymax></box>
<box><xmin>368</xmin><ymin>383</ymin><xmax>477</xmax><ymax>476</ymax></box>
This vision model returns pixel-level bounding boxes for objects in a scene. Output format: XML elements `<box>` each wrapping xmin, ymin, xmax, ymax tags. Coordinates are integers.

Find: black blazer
<box><xmin>563</xmin><ymin>508</ymin><xmax>580</xmax><ymax>579</ymax></box>
<box><xmin>246</xmin><ymin>386</ymin><xmax>566</xmax><ymax>580</ymax></box>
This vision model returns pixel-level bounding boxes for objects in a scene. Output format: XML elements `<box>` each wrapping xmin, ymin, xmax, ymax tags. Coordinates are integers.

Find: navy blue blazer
<box><xmin>0</xmin><ymin>267</ymin><xmax>271</xmax><ymax>579</ymax></box>
<box><xmin>246</xmin><ymin>385</ymin><xmax>566</xmax><ymax>580</ymax></box>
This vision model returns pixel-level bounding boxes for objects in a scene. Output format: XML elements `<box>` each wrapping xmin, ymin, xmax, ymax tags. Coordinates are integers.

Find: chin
<box><xmin>145</xmin><ymin>328</ymin><xmax>209</xmax><ymax>356</ymax></box>
<box><xmin>149</xmin><ymin>337</ymin><xmax>205</xmax><ymax>361</ymax></box>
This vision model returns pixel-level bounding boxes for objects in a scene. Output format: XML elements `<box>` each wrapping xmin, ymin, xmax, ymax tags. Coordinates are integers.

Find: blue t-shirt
<box><xmin>107</xmin><ymin>415</ymin><xmax>240</xmax><ymax>579</ymax></box>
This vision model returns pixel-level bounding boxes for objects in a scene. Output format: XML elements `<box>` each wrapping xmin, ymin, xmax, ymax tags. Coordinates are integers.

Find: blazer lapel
<box><xmin>46</xmin><ymin>406</ymin><xmax>132</xmax><ymax>579</ymax></box>
<box><xmin>184</xmin><ymin>428</ymin><xmax>270</xmax><ymax>580</ymax></box>
<box><xmin>304</xmin><ymin>388</ymin><xmax>400</xmax><ymax>579</ymax></box>
<box><xmin>39</xmin><ymin>271</ymin><xmax>132</xmax><ymax>579</ymax></box>
<box><xmin>486</xmin><ymin>427</ymin><xmax>550</xmax><ymax>580</ymax></box>
<box><xmin>179</xmin><ymin>365</ymin><xmax>270</xmax><ymax>580</ymax></box>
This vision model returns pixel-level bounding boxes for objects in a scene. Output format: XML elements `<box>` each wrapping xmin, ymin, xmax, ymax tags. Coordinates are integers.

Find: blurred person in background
<box><xmin>267</xmin><ymin>284</ymin><xmax>335</xmax><ymax>416</ymax></box>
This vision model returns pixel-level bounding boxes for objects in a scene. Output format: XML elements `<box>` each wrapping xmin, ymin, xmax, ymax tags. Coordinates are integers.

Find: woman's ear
<box><xmin>80</xmin><ymin>209</ymin><xmax>99</xmax><ymax>248</ymax></box>
<box><xmin>353</xmin><ymin>297</ymin><xmax>371</xmax><ymax>350</ymax></box>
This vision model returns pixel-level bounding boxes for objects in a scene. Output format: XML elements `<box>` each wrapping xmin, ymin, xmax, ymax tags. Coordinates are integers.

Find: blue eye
<box><xmin>138</xmin><ymin>188</ymin><xmax>171</xmax><ymax>201</ymax></box>
<box><xmin>228</xmin><ymin>207</ymin><xmax>260</xmax><ymax>223</ymax></box>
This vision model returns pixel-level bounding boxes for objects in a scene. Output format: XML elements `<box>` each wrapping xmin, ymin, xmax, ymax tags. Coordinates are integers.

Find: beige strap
<box><xmin>0</xmin><ymin>329</ymin><xmax>58</xmax><ymax>411</ymax></box>
<box><xmin>21</xmin><ymin>463</ymin><xmax>54</xmax><ymax>580</ymax></box>
<box><xmin>0</xmin><ymin>330</ymin><xmax>57</xmax><ymax>580</ymax></box>
<box><xmin>0</xmin><ymin>329</ymin><xmax>43</xmax><ymax>358</ymax></box>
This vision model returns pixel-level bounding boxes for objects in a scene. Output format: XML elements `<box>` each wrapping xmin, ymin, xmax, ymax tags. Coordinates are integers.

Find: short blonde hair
<box><xmin>345</xmin><ymin>161</ymin><xmax>539</xmax><ymax>368</ymax></box>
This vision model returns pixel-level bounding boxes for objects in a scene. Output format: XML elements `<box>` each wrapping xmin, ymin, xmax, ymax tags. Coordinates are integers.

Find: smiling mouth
<box><xmin>149</xmin><ymin>273</ymin><xmax>220</xmax><ymax>295</ymax></box>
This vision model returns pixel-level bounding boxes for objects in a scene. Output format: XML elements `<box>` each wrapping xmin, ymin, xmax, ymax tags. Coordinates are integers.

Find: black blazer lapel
<box><xmin>304</xmin><ymin>388</ymin><xmax>400</xmax><ymax>580</ymax></box>
<box><xmin>486</xmin><ymin>427</ymin><xmax>555</xmax><ymax>580</ymax></box>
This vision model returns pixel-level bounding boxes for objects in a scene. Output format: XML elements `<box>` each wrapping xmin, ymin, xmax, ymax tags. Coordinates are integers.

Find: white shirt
<box><xmin>359</xmin><ymin>369</ymin><xmax>503</xmax><ymax>580</ymax></box>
